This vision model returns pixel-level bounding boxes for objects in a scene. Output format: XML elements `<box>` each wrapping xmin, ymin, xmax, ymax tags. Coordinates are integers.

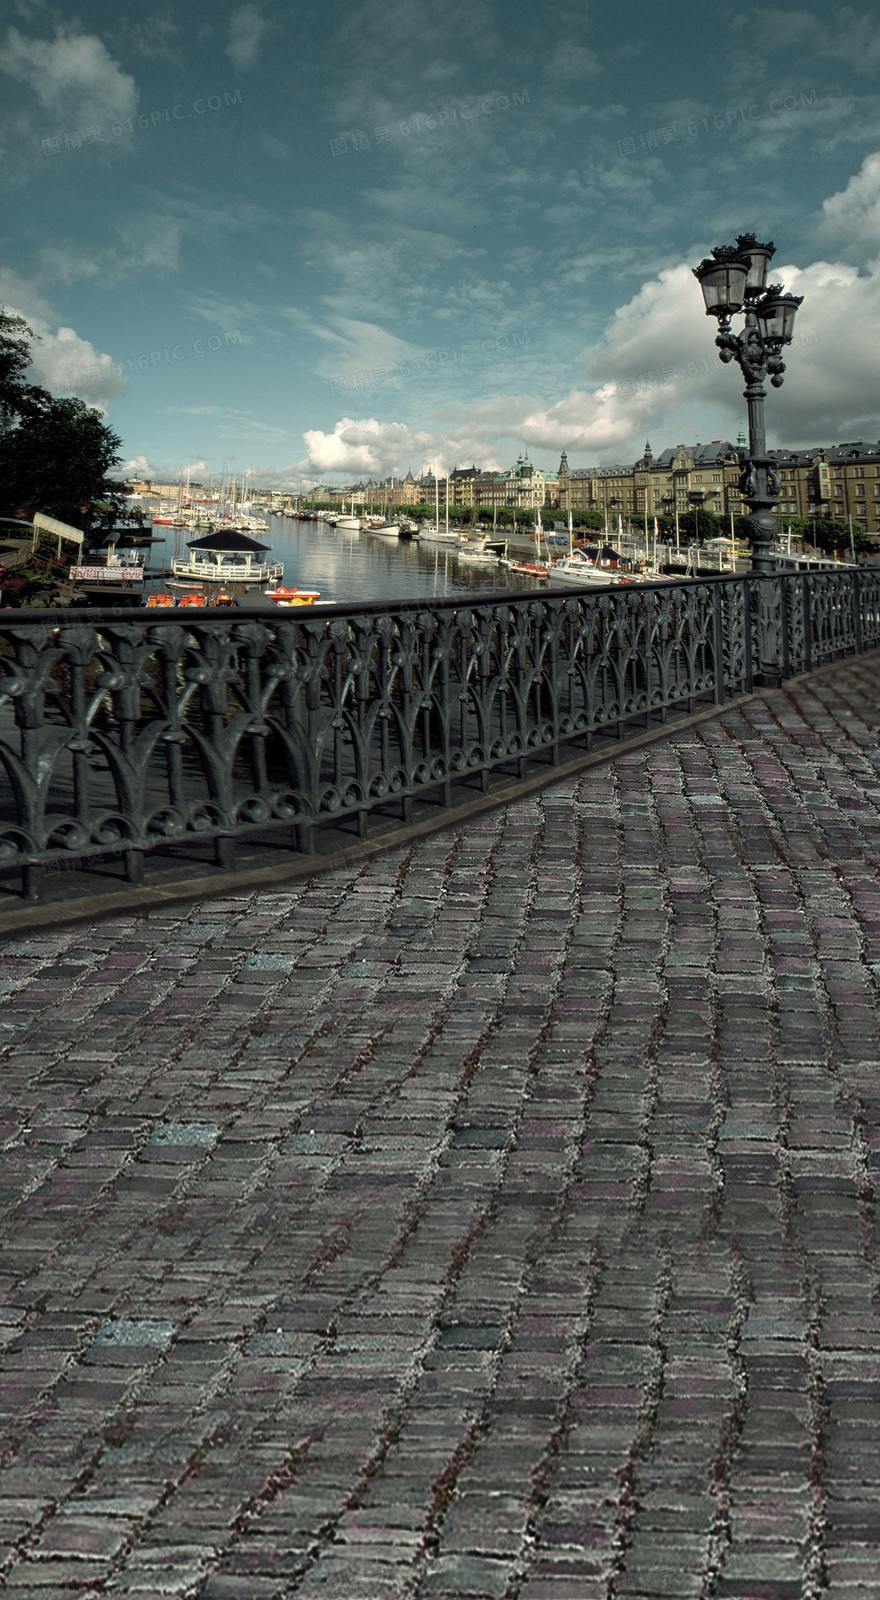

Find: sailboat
<box><xmin>335</xmin><ymin>496</ymin><xmax>362</xmax><ymax>531</ymax></box>
<box><xmin>417</xmin><ymin>468</ymin><xmax>462</xmax><ymax>542</ymax></box>
<box><xmin>508</xmin><ymin>509</ymin><xmax>552</xmax><ymax>579</ymax></box>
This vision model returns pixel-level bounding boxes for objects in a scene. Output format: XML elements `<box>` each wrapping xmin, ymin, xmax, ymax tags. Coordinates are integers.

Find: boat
<box><xmin>548</xmin><ymin>553</ymin><xmax>624</xmax><ymax>586</ymax></box>
<box><xmin>456</xmin><ymin>538</ymin><xmax>506</xmax><ymax>564</ymax></box>
<box><xmin>178</xmin><ymin>591</ymin><xmax>208</xmax><ymax>607</ymax></box>
<box><xmin>504</xmin><ymin>510</ymin><xmax>555</xmax><ymax>577</ymax></box>
<box><xmin>335</xmin><ymin>515</ymin><xmax>362</xmax><ymax>531</ymax></box>
<box><xmin>507</xmin><ymin>559</ymin><xmax>551</xmax><ymax>579</ymax></box>
<box><xmin>263</xmin><ymin>586</ymin><xmax>322</xmax><ymax>606</ymax></box>
<box><xmin>363</xmin><ymin>521</ymin><xmax>400</xmax><ymax>538</ymax></box>
<box><xmin>144</xmin><ymin>592</ymin><xmax>176</xmax><ymax>608</ymax></box>
<box><xmin>234</xmin><ymin>514</ymin><xmax>270</xmax><ymax>534</ymax></box>
<box><xmin>417</xmin><ymin>525</ymin><xmax>464</xmax><ymax>544</ymax></box>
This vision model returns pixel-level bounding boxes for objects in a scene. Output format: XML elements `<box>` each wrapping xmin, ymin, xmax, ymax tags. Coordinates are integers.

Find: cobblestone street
<box><xmin>2</xmin><ymin>655</ymin><xmax>880</xmax><ymax>1598</ymax></box>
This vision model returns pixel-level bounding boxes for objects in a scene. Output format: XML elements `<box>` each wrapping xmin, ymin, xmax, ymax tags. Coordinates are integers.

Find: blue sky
<box><xmin>2</xmin><ymin>0</ymin><xmax>880</xmax><ymax>488</ymax></box>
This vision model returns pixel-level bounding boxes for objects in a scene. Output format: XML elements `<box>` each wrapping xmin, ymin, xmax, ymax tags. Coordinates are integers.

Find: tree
<box><xmin>0</xmin><ymin>309</ymin><xmax>124</xmax><ymax>534</ymax></box>
<box><xmin>0</xmin><ymin>307</ymin><xmax>52</xmax><ymax>432</ymax></box>
<box><xmin>807</xmin><ymin>517</ymin><xmax>873</xmax><ymax>556</ymax></box>
<box><xmin>575</xmin><ymin>510</ymin><xmax>606</xmax><ymax>532</ymax></box>
<box><xmin>655</xmin><ymin>507</ymin><xmax>727</xmax><ymax>544</ymax></box>
<box><xmin>0</xmin><ymin>397</ymin><xmax>124</xmax><ymax>532</ymax></box>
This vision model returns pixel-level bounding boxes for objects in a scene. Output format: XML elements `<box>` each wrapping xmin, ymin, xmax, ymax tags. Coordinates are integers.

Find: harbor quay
<box><xmin>2</xmin><ymin>655</ymin><xmax>880</xmax><ymax>1596</ymax></box>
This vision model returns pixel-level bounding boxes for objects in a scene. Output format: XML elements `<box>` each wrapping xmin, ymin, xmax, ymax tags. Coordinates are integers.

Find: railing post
<box><xmin>742</xmin><ymin>576</ymin><xmax>755</xmax><ymax>691</ymax></box>
<box><xmin>853</xmin><ymin>568</ymin><xmax>863</xmax><ymax>656</ymax></box>
<box><xmin>22</xmin><ymin>863</ymin><xmax>42</xmax><ymax>902</ymax></box>
<box><xmin>779</xmin><ymin>574</ymin><xmax>791</xmax><ymax>682</ymax></box>
<box><xmin>124</xmin><ymin>848</ymin><xmax>144</xmax><ymax>886</ymax></box>
<box><xmin>712</xmin><ymin>581</ymin><xmax>724</xmax><ymax>704</ymax></box>
<box><xmin>214</xmin><ymin>836</ymin><xmax>234</xmax><ymax>869</ymax></box>
<box><xmin>803</xmin><ymin>575</ymin><xmax>814</xmax><ymax>675</ymax></box>
<box><xmin>752</xmin><ymin>568</ymin><xmax>783</xmax><ymax>688</ymax></box>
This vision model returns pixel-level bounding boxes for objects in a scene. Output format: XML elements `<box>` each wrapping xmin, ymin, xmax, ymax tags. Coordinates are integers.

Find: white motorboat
<box><xmin>548</xmin><ymin>553</ymin><xmax>624</xmax><ymax>586</ymax></box>
<box><xmin>456</xmin><ymin>538</ymin><xmax>506</xmax><ymax>564</ymax></box>
<box><xmin>417</xmin><ymin>525</ymin><xmax>465</xmax><ymax>544</ymax></box>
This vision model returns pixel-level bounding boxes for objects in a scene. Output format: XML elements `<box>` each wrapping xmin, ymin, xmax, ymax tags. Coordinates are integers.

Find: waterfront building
<box><xmin>125</xmin><ymin>439</ymin><xmax>880</xmax><ymax>537</ymax></box>
<box><xmin>556</xmin><ymin>440</ymin><xmax>880</xmax><ymax>536</ymax></box>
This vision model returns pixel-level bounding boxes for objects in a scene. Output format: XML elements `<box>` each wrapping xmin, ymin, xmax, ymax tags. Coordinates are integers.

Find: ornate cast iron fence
<box><xmin>0</xmin><ymin>569</ymin><xmax>877</xmax><ymax>903</ymax></box>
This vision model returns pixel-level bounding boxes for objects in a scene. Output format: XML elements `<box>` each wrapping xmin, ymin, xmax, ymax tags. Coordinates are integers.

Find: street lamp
<box><xmin>693</xmin><ymin>233</ymin><xmax>802</xmax><ymax>578</ymax></box>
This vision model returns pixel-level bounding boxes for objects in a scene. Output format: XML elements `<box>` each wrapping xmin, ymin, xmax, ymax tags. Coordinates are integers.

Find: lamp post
<box><xmin>693</xmin><ymin>233</ymin><xmax>802</xmax><ymax>574</ymax></box>
<box><xmin>693</xmin><ymin>233</ymin><xmax>803</xmax><ymax>683</ymax></box>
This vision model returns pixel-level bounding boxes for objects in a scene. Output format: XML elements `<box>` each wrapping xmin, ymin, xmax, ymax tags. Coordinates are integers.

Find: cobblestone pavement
<box><xmin>3</xmin><ymin>656</ymin><xmax>880</xmax><ymax>1599</ymax></box>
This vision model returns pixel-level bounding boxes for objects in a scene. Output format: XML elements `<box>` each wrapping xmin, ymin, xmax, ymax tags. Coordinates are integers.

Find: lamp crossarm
<box><xmin>714</xmin><ymin>326</ymin><xmax>766</xmax><ymax>384</ymax></box>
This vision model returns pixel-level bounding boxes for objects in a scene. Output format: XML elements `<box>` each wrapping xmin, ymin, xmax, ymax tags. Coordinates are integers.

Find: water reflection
<box><xmin>150</xmin><ymin>517</ymin><xmax>544</xmax><ymax>604</ymax></box>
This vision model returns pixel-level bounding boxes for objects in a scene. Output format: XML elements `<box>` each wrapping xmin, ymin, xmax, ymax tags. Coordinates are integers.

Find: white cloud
<box><xmin>0</xmin><ymin>269</ymin><xmax>53</xmax><ymax>323</ymax></box>
<box><xmin>4</xmin><ymin>305</ymin><xmax>127</xmax><ymax>408</ymax></box>
<box><xmin>510</xmin><ymin>246</ymin><xmax>880</xmax><ymax>459</ymax></box>
<box><xmin>227</xmin><ymin>5</ymin><xmax>267</xmax><ymax>71</ymax></box>
<box><xmin>818</xmin><ymin>151</ymin><xmax>880</xmax><ymax>262</ymax></box>
<box><xmin>122</xmin><ymin>454</ymin><xmax>163</xmax><ymax>478</ymax></box>
<box><xmin>301</xmin><ymin>418</ymin><xmax>436</xmax><ymax>476</ymax></box>
<box><xmin>542</xmin><ymin>40</ymin><xmax>601</xmax><ymax>83</ymax></box>
<box><xmin>728</xmin><ymin>5</ymin><xmax>880</xmax><ymax>83</ymax></box>
<box><xmin>38</xmin><ymin>218</ymin><xmax>182</xmax><ymax>288</ymax></box>
<box><xmin>282</xmin><ymin>308</ymin><xmax>425</xmax><ymax>380</ymax></box>
<box><xmin>296</xmin><ymin>223</ymin><xmax>880</xmax><ymax>481</ymax></box>
<box><xmin>0</xmin><ymin>25</ymin><xmax>137</xmax><ymax>130</ymax></box>
<box><xmin>126</xmin><ymin>15</ymin><xmax>180</xmax><ymax>61</ymax></box>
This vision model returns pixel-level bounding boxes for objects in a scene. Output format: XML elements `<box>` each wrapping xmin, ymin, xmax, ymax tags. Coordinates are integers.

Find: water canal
<box><xmin>149</xmin><ymin>514</ymin><xmax>547</xmax><ymax>604</ymax></box>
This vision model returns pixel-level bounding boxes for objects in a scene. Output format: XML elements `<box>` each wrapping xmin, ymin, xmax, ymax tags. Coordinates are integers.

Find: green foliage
<box><xmin>0</xmin><ymin>307</ymin><xmax>123</xmax><ymax>534</ymax></box>
<box><xmin>806</xmin><ymin>516</ymin><xmax>872</xmax><ymax>555</ymax></box>
<box><xmin>574</xmin><ymin>510</ymin><xmax>606</xmax><ymax>532</ymax></box>
<box><xmin>0</xmin><ymin>308</ymin><xmax>52</xmax><ymax>432</ymax></box>
<box><xmin>655</xmin><ymin>507</ymin><xmax>727</xmax><ymax>544</ymax></box>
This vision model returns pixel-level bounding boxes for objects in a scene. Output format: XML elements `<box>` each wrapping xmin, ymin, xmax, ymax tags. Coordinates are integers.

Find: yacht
<box><xmin>548</xmin><ymin>553</ymin><xmax>625</xmax><ymax>586</ymax></box>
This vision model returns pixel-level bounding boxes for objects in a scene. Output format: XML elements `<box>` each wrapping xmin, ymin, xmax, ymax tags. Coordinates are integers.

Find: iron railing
<box><xmin>1</xmin><ymin>569</ymin><xmax>878</xmax><ymax>903</ymax></box>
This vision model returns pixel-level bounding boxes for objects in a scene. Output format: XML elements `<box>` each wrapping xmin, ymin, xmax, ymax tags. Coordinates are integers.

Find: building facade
<box><xmin>557</xmin><ymin>440</ymin><xmax>880</xmax><ymax>536</ymax></box>
<box><xmin>128</xmin><ymin>441</ymin><xmax>880</xmax><ymax>534</ymax></box>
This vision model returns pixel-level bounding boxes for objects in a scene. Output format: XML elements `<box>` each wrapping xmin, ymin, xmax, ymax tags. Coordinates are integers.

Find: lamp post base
<box><xmin>743</xmin><ymin>509</ymin><xmax>782</xmax><ymax>687</ymax></box>
<box><xmin>743</xmin><ymin>508</ymin><xmax>779</xmax><ymax>577</ymax></box>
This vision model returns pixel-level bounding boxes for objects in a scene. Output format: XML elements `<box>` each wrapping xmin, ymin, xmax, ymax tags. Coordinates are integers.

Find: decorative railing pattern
<box><xmin>0</xmin><ymin>569</ymin><xmax>877</xmax><ymax>902</ymax></box>
<box><xmin>779</xmin><ymin>567</ymin><xmax>880</xmax><ymax>677</ymax></box>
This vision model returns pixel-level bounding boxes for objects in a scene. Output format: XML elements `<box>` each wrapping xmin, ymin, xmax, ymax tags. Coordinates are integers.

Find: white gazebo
<box><xmin>171</xmin><ymin>529</ymin><xmax>283</xmax><ymax>585</ymax></box>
